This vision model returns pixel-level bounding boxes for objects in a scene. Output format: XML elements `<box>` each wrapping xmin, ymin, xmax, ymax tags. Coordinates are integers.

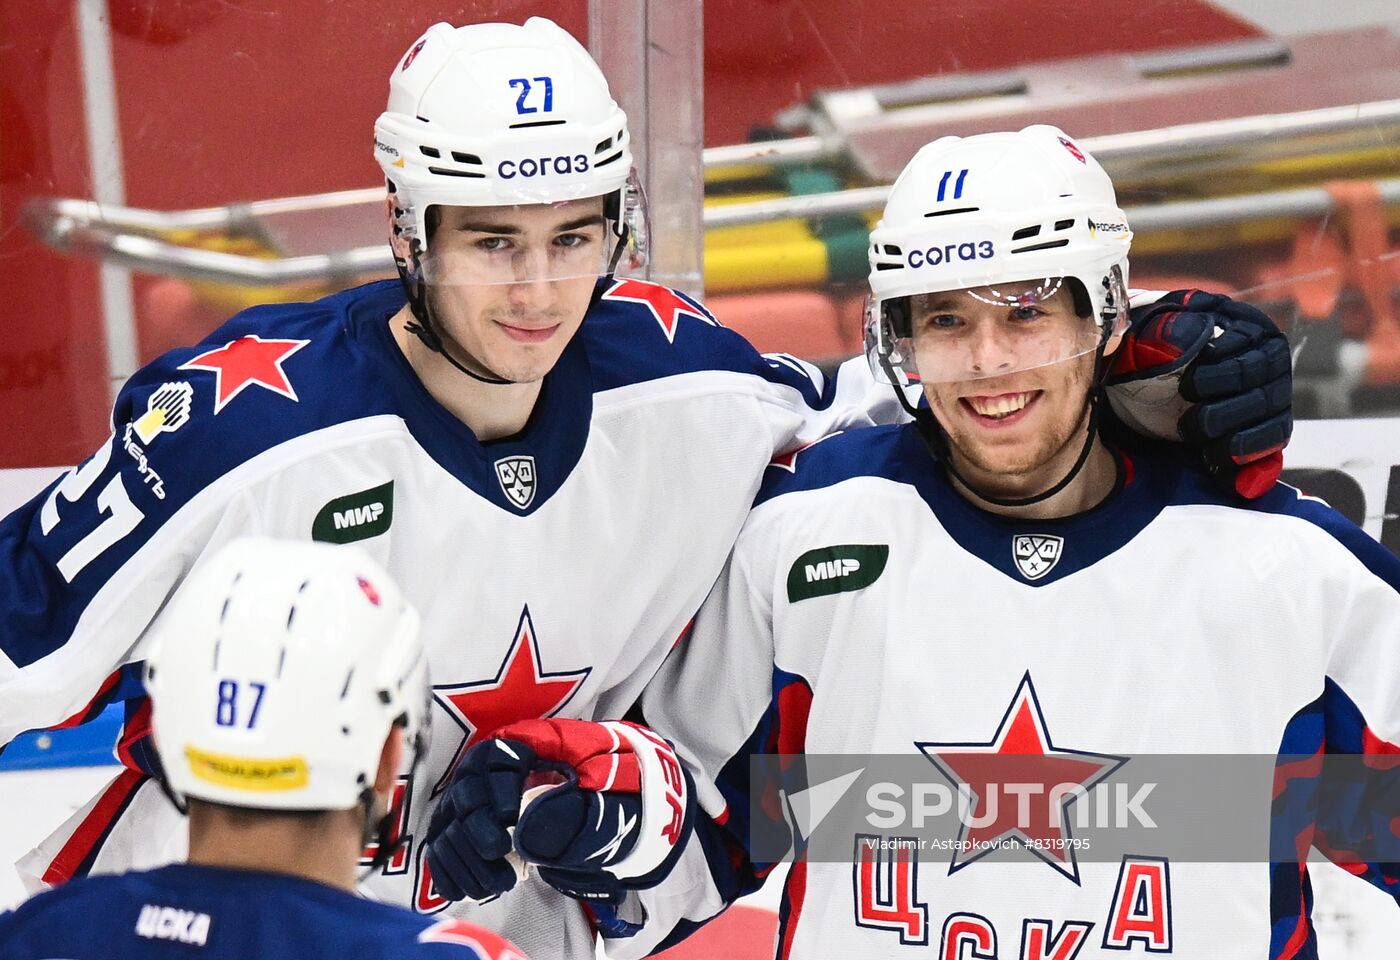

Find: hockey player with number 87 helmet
<box><xmin>0</xmin><ymin>537</ymin><xmax>525</xmax><ymax>960</ymax></box>
<box><xmin>0</xmin><ymin>21</ymin><xmax>1293</xmax><ymax>960</ymax></box>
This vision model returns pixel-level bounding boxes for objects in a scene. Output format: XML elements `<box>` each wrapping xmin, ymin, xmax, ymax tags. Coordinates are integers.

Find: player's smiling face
<box><xmin>914</xmin><ymin>283</ymin><xmax>1117</xmax><ymax>499</ymax></box>
<box><xmin>424</xmin><ymin>198</ymin><xmax>607</xmax><ymax>383</ymax></box>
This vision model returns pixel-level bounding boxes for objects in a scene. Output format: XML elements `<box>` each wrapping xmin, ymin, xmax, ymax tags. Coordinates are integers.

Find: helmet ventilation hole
<box><xmin>922</xmin><ymin>206</ymin><xmax>979</xmax><ymax>218</ymax></box>
<box><xmin>1011</xmin><ymin>238</ymin><xmax>1070</xmax><ymax>254</ymax></box>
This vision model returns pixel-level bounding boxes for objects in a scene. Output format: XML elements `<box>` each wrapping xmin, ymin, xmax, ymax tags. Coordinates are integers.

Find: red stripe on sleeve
<box><xmin>41</xmin><ymin>768</ymin><xmax>146</xmax><ymax>886</ymax></box>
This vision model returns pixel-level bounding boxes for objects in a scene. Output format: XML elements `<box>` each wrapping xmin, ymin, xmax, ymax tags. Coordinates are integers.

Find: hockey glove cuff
<box><xmin>1107</xmin><ymin>289</ymin><xmax>1292</xmax><ymax>499</ymax></box>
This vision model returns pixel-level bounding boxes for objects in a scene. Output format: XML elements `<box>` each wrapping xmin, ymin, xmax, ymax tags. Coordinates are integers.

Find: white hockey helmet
<box><xmin>374</xmin><ymin>17</ymin><xmax>634</xmax><ymax>255</ymax></box>
<box><xmin>866</xmin><ymin>125</ymin><xmax>1132</xmax><ymax>384</ymax></box>
<box><xmin>145</xmin><ymin>537</ymin><xmax>428</xmax><ymax>812</ymax></box>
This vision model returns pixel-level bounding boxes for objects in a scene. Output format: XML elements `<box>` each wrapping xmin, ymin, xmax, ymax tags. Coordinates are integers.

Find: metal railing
<box><xmin>26</xmin><ymin>98</ymin><xmax>1400</xmax><ymax>286</ymax></box>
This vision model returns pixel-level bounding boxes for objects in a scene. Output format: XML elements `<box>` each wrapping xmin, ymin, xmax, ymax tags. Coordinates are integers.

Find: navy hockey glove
<box><xmin>423</xmin><ymin>737</ymin><xmax>535</xmax><ymax>903</ymax></box>
<box><xmin>426</xmin><ymin>718</ymin><xmax>692</xmax><ymax>906</ymax></box>
<box><xmin>1107</xmin><ymin>290</ymin><xmax>1292</xmax><ymax>499</ymax></box>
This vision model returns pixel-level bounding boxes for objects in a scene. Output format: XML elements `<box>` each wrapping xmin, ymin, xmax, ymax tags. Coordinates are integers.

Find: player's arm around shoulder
<box><xmin>643</xmin><ymin>490</ymin><xmax>789</xmax><ymax>782</ymax></box>
<box><xmin>589</xmin><ymin>277</ymin><xmax>898</xmax><ymax>444</ymax></box>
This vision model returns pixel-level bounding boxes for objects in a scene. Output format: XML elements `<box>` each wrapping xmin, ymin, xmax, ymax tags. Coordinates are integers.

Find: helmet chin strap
<box><xmin>884</xmin><ymin>325</ymin><xmax>1115</xmax><ymax>510</ymax></box>
<box><xmin>357</xmin><ymin>721</ymin><xmax>424</xmax><ymax>882</ymax></box>
<box><xmin>395</xmin><ymin>245</ymin><xmax>514</xmax><ymax>387</ymax></box>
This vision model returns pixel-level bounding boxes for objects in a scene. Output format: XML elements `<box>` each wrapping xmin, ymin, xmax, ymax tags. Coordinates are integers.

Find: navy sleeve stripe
<box><xmin>1256</xmin><ymin>485</ymin><xmax>1400</xmax><ymax>595</ymax></box>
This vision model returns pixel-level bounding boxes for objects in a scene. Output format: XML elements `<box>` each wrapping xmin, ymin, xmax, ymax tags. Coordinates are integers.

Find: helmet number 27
<box><xmin>508</xmin><ymin>77</ymin><xmax>554</xmax><ymax>115</ymax></box>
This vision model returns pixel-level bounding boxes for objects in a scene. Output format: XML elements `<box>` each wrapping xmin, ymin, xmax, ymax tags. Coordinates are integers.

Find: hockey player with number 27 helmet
<box><xmin>0</xmin><ymin>537</ymin><xmax>525</xmax><ymax>960</ymax></box>
<box><xmin>1</xmin><ymin>21</ymin><xmax>1291</xmax><ymax>960</ymax></box>
<box><xmin>373</xmin><ymin>17</ymin><xmax>645</xmax><ymax>388</ymax></box>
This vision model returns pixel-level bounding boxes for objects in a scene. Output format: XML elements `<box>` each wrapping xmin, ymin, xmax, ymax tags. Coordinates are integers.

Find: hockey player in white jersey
<box><xmin>596</xmin><ymin>126</ymin><xmax>1399</xmax><ymax>959</ymax></box>
<box><xmin>0</xmin><ymin>17</ymin><xmax>1291</xmax><ymax>959</ymax></box>
<box><xmin>0</xmin><ymin>537</ymin><xmax>526</xmax><ymax>960</ymax></box>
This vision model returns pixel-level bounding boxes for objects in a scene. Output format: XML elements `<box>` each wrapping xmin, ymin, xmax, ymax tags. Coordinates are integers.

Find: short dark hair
<box><xmin>187</xmin><ymin>796</ymin><xmax>335</xmax><ymax>828</ymax></box>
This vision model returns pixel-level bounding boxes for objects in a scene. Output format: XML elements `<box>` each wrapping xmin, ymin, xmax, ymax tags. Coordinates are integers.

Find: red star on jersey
<box><xmin>768</xmin><ymin>432</ymin><xmax>841</xmax><ymax>473</ymax></box>
<box><xmin>916</xmin><ymin>673</ymin><xmax>1126</xmax><ymax>883</ymax></box>
<box><xmin>431</xmin><ymin>606</ymin><xmax>590</xmax><ymax>795</ymax></box>
<box><xmin>601</xmin><ymin>277</ymin><xmax>717</xmax><ymax>343</ymax></box>
<box><xmin>178</xmin><ymin>335</ymin><xmax>310</xmax><ymax>414</ymax></box>
<box><xmin>418</xmin><ymin>919</ymin><xmax>527</xmax><ymax>959</ymax></box>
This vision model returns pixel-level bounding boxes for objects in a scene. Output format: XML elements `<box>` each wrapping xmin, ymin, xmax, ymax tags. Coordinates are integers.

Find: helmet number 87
<box><xmin>215</xmin><ymin>679</ymin><xmax>267</xmax><ymax>729</ymax></box>
<box><xmin>509</xmin><ymin>76</ymin><xmax>554</xmax><ymax>115</ymax></box>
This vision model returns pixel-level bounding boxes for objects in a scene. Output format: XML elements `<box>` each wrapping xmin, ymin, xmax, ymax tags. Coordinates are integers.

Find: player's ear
<box><xmin>374</xmin><ymin>727</ymin><xmax>405</xmax><ymax>798</ymax></box>
<box><xmin>386</xmin><ymin>193</ymin><xmax>412</xmax><ymax>262</ymax></box>
<box><xmin>1102</xmin><ymin>325</ymin><xmax>1125</xmax><ymax>359</ymax></box>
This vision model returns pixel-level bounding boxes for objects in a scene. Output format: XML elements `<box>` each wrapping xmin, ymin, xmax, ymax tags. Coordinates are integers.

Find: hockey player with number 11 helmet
<box><xmin>2</xmin><ymin>21</ymin><xmax>1290</xmax><ymax>960</ymax></box>
<box><xmin>621</xmin><ymin>127</ymin><xmax>1399</xmax><ymax>959</ymax></box>
<box><xmin>865</xmin><ymin>124</ymin><xmax>1134</xmax><ymax>508</ymax></box>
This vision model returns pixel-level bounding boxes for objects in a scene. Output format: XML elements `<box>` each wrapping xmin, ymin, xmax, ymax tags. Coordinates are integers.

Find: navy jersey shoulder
<box><xmin>0</xmin><ymin>863</ymin><xmax>514</xmax><ymax>959</ymax></box>
<box><xmin>581</xmin><ymin>277</ymin><xmax>829</xmax><ymax>408</ymax></box>
<box><xmin>754</xmin><ymin>423</ymin><xmax>918</xmax><ymax>508</ymax></box>
<box><xmin>749</xmin><ymin>424</ymin><xmax>1397</xmax><ymax>589</ymax></box>
<box><xmin>1163</xmin><ymin>457</ymin><xmax>1400</xmax><ymax>593</ymax></box>
<box><xmin>0</xmin><ymin>282</ymin><xmax>412</xmax><ymax>674</ymax></box>
<box><xmin>128</xmin><ymin>279</ymin><xmax>409</xmax><ymax>487</ymax></box>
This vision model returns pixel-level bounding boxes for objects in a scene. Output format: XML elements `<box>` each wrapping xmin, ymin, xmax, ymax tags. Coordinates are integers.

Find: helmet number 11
<box><xmin>509</xmin><ymin>76</ymin><xmax>554</xmax><ymax>115</ymax></box>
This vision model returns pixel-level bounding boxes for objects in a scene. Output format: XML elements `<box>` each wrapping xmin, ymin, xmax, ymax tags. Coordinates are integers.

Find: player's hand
<box><xmin>423</xmin><ymin>737</ymin><xmax>536</xmax><ymax>904</ymax></box>
<box><xmin>1106</xmin><ymin>290</ymin><xmax>1292</xmax><ymax>499</ymax></box>
<box><xmin>426</xmin><ymin>718</ymin><xmax>693</xmax><ymax>905</ymax></box>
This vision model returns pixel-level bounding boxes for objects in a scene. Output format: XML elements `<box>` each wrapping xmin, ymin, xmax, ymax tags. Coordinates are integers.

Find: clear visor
<box><xmin>419</xmin><ymin>203</ymin><xmax>618</xmax><ymax>288</ymax></box>
<box><xmin>870</xmin><ymin>276</ymin><xmax>1127</xmax><ymax>385</ymax></box>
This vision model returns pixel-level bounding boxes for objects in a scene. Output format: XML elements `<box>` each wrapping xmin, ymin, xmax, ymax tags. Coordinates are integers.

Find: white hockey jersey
<box><xmin>0</xmin><ymin>278</ymin><xmax>899</xmax><ymax>959</ymax></box>
<box><xmin>633</xmin><ymin>423</ymin><xmax>1400</xmax><ymax>960</ymax></box>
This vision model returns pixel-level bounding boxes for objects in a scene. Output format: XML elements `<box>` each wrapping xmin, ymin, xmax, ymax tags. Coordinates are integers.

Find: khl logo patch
<box><xmin>1012</xmin><ymin>534</ymin><xmax>1063</xmax><ymax>580</ymax></box>
<box><xmin>495</xmin><ymin>456</ymin><xmax>537</xmax><ymax>510</ymax></box>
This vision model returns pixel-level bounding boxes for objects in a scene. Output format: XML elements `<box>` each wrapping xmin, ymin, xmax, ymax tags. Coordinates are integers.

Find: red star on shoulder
<box><xmin>178</xmin><ymin>335</ymin><xmax>310</xmax><ymax>414</ymax></box>
<box><xmin>418</xmin><ymin>919</ymin><xmax>526</xmax><ymax>959</ymax></box>
<box><xmin>431</xmin><ymin>606</ymin><xmax>590</xmax><ymax>795</ymax></box>
<box><xmin>769</xmin><ymin>432</ymin><xmax>841</xmax><ymax>473</ymax></box>
<box><xmin>601</xmin><ymin>277</ymin><xmax>717</xmax><ymax>342</ymax></box>
<box><xmin>917</xmin><ymin>673</ymin><xmax>1126</xmax><ymax>883</ymax></box>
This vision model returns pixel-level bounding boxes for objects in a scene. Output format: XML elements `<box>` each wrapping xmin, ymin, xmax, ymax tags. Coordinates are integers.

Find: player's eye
<box><xmin>554</xmin><ymin>232</ymin><xmax>594</xmax><ymax>249</ymax></box>
<box><xmin>475</xmin><ymin>236</ymin><xmax>512</xmax><ymax>253</ymax></box>
<box><xmin>920</xmin><ymin>313</ymin><xmax>962</xmax><ymax>331</ymax></box>
<box><xmin>1010</xmin><ymin>305</ymin><xmax>1045</xmax><ymax>322</ymax></box>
